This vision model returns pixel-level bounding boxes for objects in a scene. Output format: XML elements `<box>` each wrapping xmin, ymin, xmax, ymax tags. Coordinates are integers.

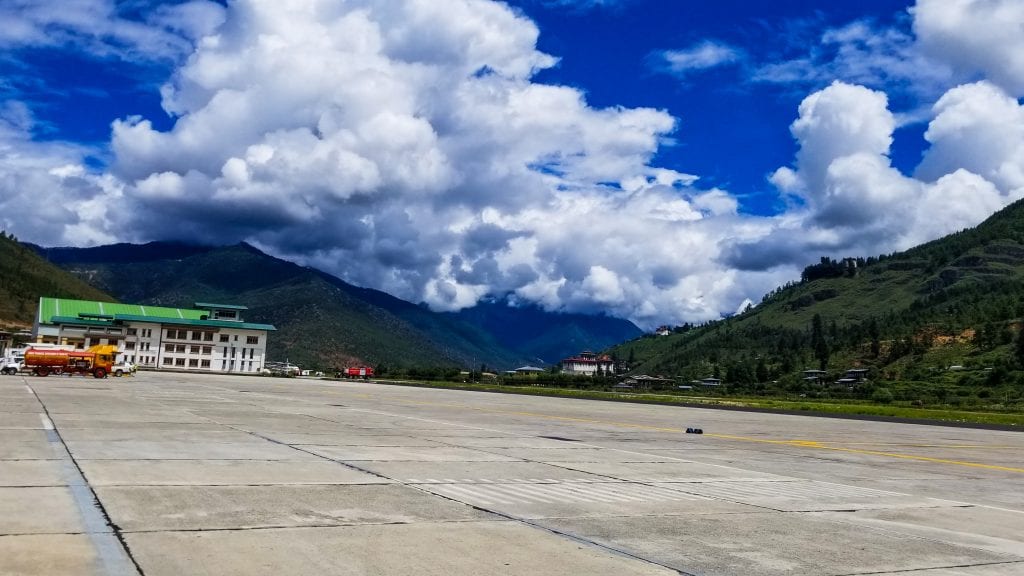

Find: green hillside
<box><xmin>611</xmin><ymin>199</ymin><xmax>1024</xmax><ymax>409</ymax></box>
<box><xmin>0</xmin><ymin>231</ymin><xmax>112</xmax><ymax>329</ymax></box>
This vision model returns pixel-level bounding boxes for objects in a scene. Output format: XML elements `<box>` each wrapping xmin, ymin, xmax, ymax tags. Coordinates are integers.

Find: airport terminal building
<box><xmin>33</xmin><ymin>297</ymin><xmax>276</xmax><ymax>374</ymax></box>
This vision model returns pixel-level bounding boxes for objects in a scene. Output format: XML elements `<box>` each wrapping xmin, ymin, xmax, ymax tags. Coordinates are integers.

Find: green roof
<box><xmin>38</xmin><ymin>298</ymin><xmax>205</xmax><ymax>324</ymax></box>
<box><xmin>38</xmin><ymin>298</ymin><xmax>274</xmax><ymax>331</ymax></box>
<box><xmin>194</xmin><ymin>302</ymin><xmax>249</xmax><ymax>310</ymax></box>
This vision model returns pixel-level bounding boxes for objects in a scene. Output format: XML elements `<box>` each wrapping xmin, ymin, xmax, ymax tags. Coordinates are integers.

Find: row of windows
<box><xmin>226</xmin><ymin>347</ymin><xmax>259</xmax><ymax>359</ymax></box>
<box><xmin>166</xmin><ymin>329</ymin><xmax>215</xmax><ymax>341</ymax></box>
<box><xmin>162</xmin><ymin>358</ymin><xmax>212</xmax><ymax>368</ymax></box>
<box><xmin>164</xmin><ymin>344</ymin><xmax>214</xmax><ymax>355</ymax></box>
<box><xmin>167</xmin><ymin>330</ymin><xmax>260</xmax><ymax>344</ymax></box>
<box><xmin>124</xmin><ymin>328</ymin><xmax>261</xmax><ymax>346</ymax></box>
<box><xmin>155</xmin><ymin>357</ymin><xmax>258</xmax><ymax>371</ymax></box>
<box><xmin>124</xmin><ymin>341</ymin><xmax>153</xmax><ymax>351</ymax></box>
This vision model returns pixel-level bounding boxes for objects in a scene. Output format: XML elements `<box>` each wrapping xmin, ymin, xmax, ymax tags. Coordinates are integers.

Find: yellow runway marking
<box><xmin>706</xmin><ymin>433</ymin><xmax>1024</xmax><ymax>474</ymax></box>
<box><xmin>380</xmin><ymin>397</ymin><xmax>1024</xmax><ymax>474</ymax></box>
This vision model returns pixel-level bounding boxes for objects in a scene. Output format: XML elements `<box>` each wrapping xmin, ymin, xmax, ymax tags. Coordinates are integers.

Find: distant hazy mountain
<box><xmin>447</xmin><ymin>298</ymin><xmax>642</xmax><ymax>365</ymax></box>
<box><xmin>35</xmin><ymin>242</ymin><xmax>640</xmax><ymax>370</ymax></box>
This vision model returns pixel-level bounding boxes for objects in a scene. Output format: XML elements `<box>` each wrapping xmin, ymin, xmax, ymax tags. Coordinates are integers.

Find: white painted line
<box><xmin>24</xmin><ymin>385</ymin><xmax>32</xmax><ymax>394</ymax></box>
<box><xmin>39</xmin><ymin>414</ymin><xmax>54</xmax><ymax>430</ymax></box>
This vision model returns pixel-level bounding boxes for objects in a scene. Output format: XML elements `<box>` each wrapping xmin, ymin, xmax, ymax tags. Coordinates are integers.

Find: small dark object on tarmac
<box><xmin>686</xmin><ymin>428</ymin><xmax>704</xmax><ymax>434</ymax></box>
<box><xmin>685</xmin><ymin>427</ymin><xmax>693</xmax><ymax>433</ymax></box>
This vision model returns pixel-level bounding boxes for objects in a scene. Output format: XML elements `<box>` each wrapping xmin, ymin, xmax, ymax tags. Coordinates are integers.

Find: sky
<box><xmin>1</xmin><ymin>0</ymin><xmax>1023</xmax><ymax>329</ymax></box>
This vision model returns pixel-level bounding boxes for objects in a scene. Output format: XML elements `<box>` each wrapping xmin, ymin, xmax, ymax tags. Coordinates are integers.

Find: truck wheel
<box><xmin>93</xmin><ymin>368</ymin><xmax>107</xmax><ymax>379</ymax></box>
<box><xmin>114</xmin><ymin>370</ymin><xmax>123</xmax><ymax>377</ymax></box>
<box><xmin>35</xmin><ymin>368</ymin><xmax>49</xmax><ymax>377</ymax></box>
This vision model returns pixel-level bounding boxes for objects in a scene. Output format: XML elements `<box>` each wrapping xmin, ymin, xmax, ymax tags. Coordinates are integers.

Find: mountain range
<box><xmin>27</xmin><ymin>242</ymin><xmax>642</xmax><ymax>370</ymax></box>
<box><xmin>611</xmin><ymin>198</ymin><xmax>1024</xmax><ymax>400</ymax></box>
<box><xmin>7</xmin><ymin>195</ymin><xmax>1024</xmax><ymax>397</ymax></box>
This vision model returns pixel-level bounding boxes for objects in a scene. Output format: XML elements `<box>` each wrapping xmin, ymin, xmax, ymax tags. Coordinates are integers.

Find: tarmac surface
<box><xmin>2</xmin><ymin>371</ymin><xmax>1023</xmax><ymax>575</ymax></box>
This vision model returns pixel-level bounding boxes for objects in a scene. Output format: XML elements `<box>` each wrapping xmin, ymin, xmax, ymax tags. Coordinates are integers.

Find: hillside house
<box><xmin>512</xmin><ymin>365</ymin><xmax>546</xmax><ymax>374</ymax></box>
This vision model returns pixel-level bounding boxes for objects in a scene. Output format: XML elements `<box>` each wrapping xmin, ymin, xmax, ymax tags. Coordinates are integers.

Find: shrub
<box><xmin>872</xmin><ymin>387</ymin><xmax>894</xmax><ymax>404</ymax></box>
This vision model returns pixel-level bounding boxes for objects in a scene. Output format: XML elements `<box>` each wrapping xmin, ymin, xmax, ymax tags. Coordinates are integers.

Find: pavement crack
<box><xmin>23</xmin><ymin>383</ymin><xmax>146</xmax><ymax>576</ymax></box>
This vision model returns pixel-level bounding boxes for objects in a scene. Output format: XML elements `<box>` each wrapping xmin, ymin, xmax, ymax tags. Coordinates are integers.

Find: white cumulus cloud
<box><xmin>913</xmin><ymin>0</ymin><xmax>1024</xmax><ymax>96</ymax></box>
<box><xmin>2</xmin><ymin>0</ymin><xmax>1024</xmax><ymax>332</ymax></box>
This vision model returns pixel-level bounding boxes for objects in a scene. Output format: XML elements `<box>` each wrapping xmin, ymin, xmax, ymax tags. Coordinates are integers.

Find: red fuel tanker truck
<box><xmin>24</xmin><ymin>345</ymin><xmax>118</xmax><ymax>378</ymax></box>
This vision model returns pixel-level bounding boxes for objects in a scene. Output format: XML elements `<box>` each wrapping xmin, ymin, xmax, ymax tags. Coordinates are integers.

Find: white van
<box><xmin>1</xmin><ymin>355</ymin><xmax>24</xmax><ymax>375</ymax></box>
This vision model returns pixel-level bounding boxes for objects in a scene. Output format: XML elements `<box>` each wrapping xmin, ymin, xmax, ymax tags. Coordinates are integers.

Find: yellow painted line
<box><xmin>319</xmin><ymin>394</ymin><xmax>1024</xmax><ymax>474</ymax></box>
<box><xmin>705</xmin><ymin>434</ymin><xmax>1024</xmax><ymax>474</ymax></box>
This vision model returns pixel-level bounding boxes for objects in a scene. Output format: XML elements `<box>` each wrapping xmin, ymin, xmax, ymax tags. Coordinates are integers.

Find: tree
<box><xmin>868</xmin><ymin>318</ymin><xmax>881</xmax><ymax>358</ymax></box>
<box><xmin>811</xmin><ymin>313</ymin><xmax>830</xmax><ymax>370</ymax></box>
<box><xmin>1016</xmin><ymin>328</ymin><xmax>1024</xmax><ymax>368</ymax></box>
<box><xmin>755</xmin><ymin>357</ymin><xmax>769</xmax><ymax>383</ymax></box>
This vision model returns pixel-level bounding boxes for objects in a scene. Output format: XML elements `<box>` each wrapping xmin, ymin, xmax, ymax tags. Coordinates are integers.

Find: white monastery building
<box><xmin>560</xmin><ymin>351</ymin><xmax>614</xmax><ymax>376</ymax></box>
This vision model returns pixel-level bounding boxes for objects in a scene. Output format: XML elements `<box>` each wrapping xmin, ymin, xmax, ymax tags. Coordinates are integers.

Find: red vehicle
<box><xmin>344</xmin><ymin>366</ymin><xmax>374</xmax><ymax>378</ymax></box>
<box><xmin>23</xmin><ymin>345</ymin><xmax>117</xmax><ymax>378</ymax></box>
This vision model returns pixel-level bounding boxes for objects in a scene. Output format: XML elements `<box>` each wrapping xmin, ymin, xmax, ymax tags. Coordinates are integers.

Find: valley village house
<box><xmin>32</xmin><ymin>297</ymin><xmax>275</xmax><ymax>373</ymax></box>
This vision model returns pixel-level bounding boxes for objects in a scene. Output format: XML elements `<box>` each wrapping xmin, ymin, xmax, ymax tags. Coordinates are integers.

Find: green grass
<box><xmin>342</xmin><ymin>378</ymin><xmax>1024</xmax><ymax>428</ymax></box>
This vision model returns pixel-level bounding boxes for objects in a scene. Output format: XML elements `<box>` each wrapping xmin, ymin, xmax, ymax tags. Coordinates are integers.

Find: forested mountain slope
<box><xmin>611</xmin><ymin>198</ymin><xmax>1024</xmax><ymax>401</ymax></box>
<box><xmin>0</xmin><ymin>232</ymin><xmax>112</xmax><ymax>329</ymax></box>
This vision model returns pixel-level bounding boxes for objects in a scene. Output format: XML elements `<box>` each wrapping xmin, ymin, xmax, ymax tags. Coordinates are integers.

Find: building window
<box><xmin>201</xmin><ymin>359</ymin><xmax>210</xmax><ymax>368</ymax></box>
<box><xmin>190</xmin><ymin>345</ymin><xmax>200</xmax><ymax>354</ymax></box>
<box><xmin>163</xmin><ymin>357</ymin><xmax>173</xmax><ymax>365</ymax></box>
<box><xmin>125</xmin><ymin>341</ymin><xmax>136</xmax><ymax>350</ymax></box>
<box><xmin>188</xmin><ymin>359</ymin><xmax>198</xmax><ymax>367</ymax></box>
<box><xmin>165</xmin><ymin>344</ymin><xmax>175</xmax><ymax>353</ymax></box>
<box><xmin>143</xmin><ymin>329</ymin><xmax>151</xmax><ymax>338</ymax></box>
<box><xmin>175</xmin><ymin>358</ymin><xmax>185</xmax><ymax>366</ymax></box>
<box><xmin>204</xmin><ymin>332</ymin><xmax>213</xmax><ymax>342</ymax></box>
<box><xmin>246</xmin><ymin>336</ymin><xmax>258</xmax><ymax>345</ymax></box>
<box><xmin>219</xmin><ymin>334</ymin><xmax>229</xmax><ymax>342</ymax></box>
<box><xmin>202</xmin><ymin>346</ymin><xmax>211</xmax><ymax>355</ymax></box>
<box><xmin>176</xmin><ymin>344</ymin><xmax>186</xmax><ymax>353</ymax></box>
<box><xmin>127</xmin><ymin>328</ymin><xmax>137</xmax><ymax>336</ymax></box>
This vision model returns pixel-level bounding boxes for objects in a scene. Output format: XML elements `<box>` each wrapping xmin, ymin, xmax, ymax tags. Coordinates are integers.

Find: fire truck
<box><xmin>344</xmin><ymin>366</ymin><xmax>374</xmax><ymax>379</ymax></box>
<box><xmin>24</xmin><ymin>345</ymin><xmax>118</xmax><ymax>378</ymax></box>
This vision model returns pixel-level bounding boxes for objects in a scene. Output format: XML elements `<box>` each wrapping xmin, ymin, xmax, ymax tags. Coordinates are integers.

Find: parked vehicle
<box><xmin>24</xmin><ymin>345</ymin><xmax>118</xmax><ymax>378</ymax></box>
<box><xmin>1</xmin><ymin>355</ymin><xmax>24</xmax><ymax>375</ymax></box>
<box><xmin>343</xmin><ymin>366</ymin><xmax>374</xmax><ymax>379</ymax></box>
<box><xmin>112</xmin><ymin>360</ymin><xmax>137</xmax><ymax>377</ymax></box>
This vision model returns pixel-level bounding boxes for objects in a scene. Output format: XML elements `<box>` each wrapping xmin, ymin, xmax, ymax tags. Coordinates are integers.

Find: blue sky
<box><xmin>1</xmin><ymin>0</ymin><xmax>1023</xmax><ymax>327</ymax></box>
<box><xmin>515</xmin><ymin>0</ymin><xmax>920</xmax><ymax>214</ymax></box>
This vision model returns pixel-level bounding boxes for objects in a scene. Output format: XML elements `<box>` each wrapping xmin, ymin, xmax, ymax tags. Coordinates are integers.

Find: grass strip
<box><xmin>330</xmin><ymin>378</ymin><xmax>1024</xmax><ymax>428</ymax></box>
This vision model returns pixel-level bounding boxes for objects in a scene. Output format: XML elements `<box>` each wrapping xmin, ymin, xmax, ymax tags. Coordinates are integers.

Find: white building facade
<box><xmin>33</xmin><ymin>298</ymin><xmax>275</xmax><ymax>374</ymax></box>
<box><xmin>560</xmin><ymin>351</ymin><xmax>614</xmax><ymax>376</ymax></box>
